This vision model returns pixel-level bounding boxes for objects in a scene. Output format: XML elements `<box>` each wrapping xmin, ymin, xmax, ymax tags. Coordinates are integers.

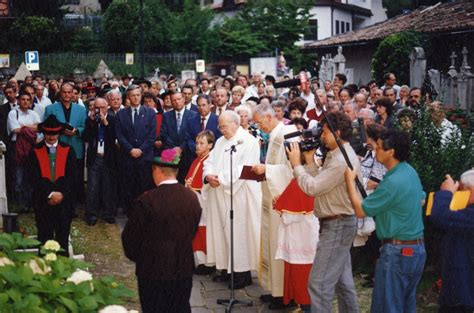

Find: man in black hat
<box><xmin>122</xmin><ymin>148</ymin><xmax>202</xmax><ymax>313</ymax></box>
<box><xmin>27</xmin><ymin>114</ymin><xmax>77</xmax><ymax>255</ymax></box>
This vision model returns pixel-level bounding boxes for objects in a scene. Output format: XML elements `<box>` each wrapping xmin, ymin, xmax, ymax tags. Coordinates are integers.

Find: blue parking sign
<box><xmin>25</xmin><ymin>51</ymin><xmax>39</xmax><ymax>71</ymax></box>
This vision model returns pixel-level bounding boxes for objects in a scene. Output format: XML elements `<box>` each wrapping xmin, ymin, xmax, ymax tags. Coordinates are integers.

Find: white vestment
<box><xmin>260</xmin><ymin>123</ymin><xmax>296</xmax><ymax>296</ymax></box>
<box><xmin>203</xmin><ymin>127</ymin><xmax>262</xmax><ymax>272</ymax></box>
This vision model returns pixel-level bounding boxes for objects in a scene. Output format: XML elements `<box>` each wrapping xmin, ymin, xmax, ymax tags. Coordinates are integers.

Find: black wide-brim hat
<box><xmin>38</xmin><ymin>114</ymin><xmax>65</xmax><ymax>135</ymax></box>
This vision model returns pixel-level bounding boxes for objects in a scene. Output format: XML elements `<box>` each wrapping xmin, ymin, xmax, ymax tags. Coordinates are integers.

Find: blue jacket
<box><xmin>430</xmin><ymin>190</ymin><xmax>474</xmax><ymax>307</ymax></box>
<box><xmin>44</xmin><ymin>102</ymin><xmax>86</xmax><ymax>159</ymax></box>
<box><xmin>115</xmin><ymin>106</ymin><xmax>157</xmax><ymax>163</ymax></box>
<box><xmin>187</xmin><ymin>113</ymin><xmax>221</xmax><ymax>154</ymax></box>
<box><xmin>160</xmin><ymin>109</ymin><xmax>197</xmax><ymax>150</ymax></box>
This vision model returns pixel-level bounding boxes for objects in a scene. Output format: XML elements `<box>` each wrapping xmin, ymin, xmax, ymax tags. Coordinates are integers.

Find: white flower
<box><xmin>0</xmin><ymin>257</ymin><xmax>14</xmax><ymax>267</ymax></box>
<box><xmin>28</xmin><ymin>258</ymin><xmax>51</xmax><ymax>275</ymax></box>
<box><xmin>99</xmin><ymin>305</ymin><xmax>128</xmax><ymax>313</ymax></box>
<box><xmin>44</xmin><ymin>253</ymin><xmax>57</xmax><ymax>262</ymax></box>
<box><xmin>128</xmin><ymin>310</ymin><xmax>139</xmax><ymax>313</ymax></box>
<box><xmin>43</xmin><ymin>240</ymin><xmax>61</xmax><ymax>252</ymax></box>
<box><xmin>67</xmin><ymin>269</ymin><xmax>93</xmax><ymax>285</ymax></box>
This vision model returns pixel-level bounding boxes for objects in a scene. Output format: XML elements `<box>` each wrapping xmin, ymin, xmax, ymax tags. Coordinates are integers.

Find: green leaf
<box><xmin>77</xmin><ymin>296</ymin><xmax>98</xmax><ymax>311</ymax></box>
<box><xmin>59</xmin><ymin>295</ymin><xmax>79</xmax><ymax>313</ymax></box>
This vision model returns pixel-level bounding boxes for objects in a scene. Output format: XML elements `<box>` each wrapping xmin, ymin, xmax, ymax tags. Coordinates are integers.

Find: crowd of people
<box><xmin>0</xmin><ymin>70</ymin><xmax>472</xmax><ymax>313</ymax></box>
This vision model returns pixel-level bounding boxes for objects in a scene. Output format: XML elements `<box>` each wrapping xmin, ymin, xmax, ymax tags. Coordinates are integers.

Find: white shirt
<box><xmin>34</xmin><ymin>95</ymin><xmax>52</xmax><ymax>121</ymax></box>
<box><xmin>131</xmin><ymin>105</ymin><xmax>141</xmax><ymax>124</ymax></box>
<box><xmin>158</xmin><ymin>179</ymin><xmax>178</xmax><ymax>186</ymax></box>
<box><xmin>200</xmin><ymin>112</ymin><xmax>211</xmax><ymax>129</ymax></box>
<box><xmin>7</xmin><ymin>108</ymin><xmax>41</xmax><ymax>141</ymax></box>
<box><xmin>301</xmin><ymin>91</ymin><xmax>316</xmax><ymax>115</ymax></box>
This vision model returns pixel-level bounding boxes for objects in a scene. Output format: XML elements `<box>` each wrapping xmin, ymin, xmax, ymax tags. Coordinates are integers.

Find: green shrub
<box><xmin>371</xmin><ymin>31</ymin><xmax>425</xmax><ymax>85</ymax></box>
<box><xmin>0</xmin><ymin>233</ymin><xmax>134</xmax><ymax>312</ymax></box>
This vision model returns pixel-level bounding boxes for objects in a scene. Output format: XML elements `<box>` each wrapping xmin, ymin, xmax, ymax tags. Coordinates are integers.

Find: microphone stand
<box><xmin>314</xmin><ymin>89</ymin><xmax>367</xmax><ymax>198</ymax></box>
<box><xmin>217</xmin><ymin>142</ymin><xmax>253</xmax><ymax>312</ymax></box>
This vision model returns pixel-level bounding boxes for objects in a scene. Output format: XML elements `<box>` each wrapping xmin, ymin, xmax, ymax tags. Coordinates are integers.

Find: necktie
<box><xmin>218</xmin><ymin>108</ymin><xmax>222</xmax><ymax>116</ymax></box>
<box><xmin>49</xmin><ymin>146</ymin><xmax>56</xmax><ymax>154</ymax></box>
<box><xmin>177</xmin><ymin>112</ymin><xmax>182</xmax><ymax>132</ymax></box>
<box><xmin>201</xmin><ymin>117</ymin><xmax>206</xmax><ymax>131</ymax></box>
<box><xmin>133</xmin><ymin>108</ymin><xmax>138</xmax><ymax>125</ymax></box>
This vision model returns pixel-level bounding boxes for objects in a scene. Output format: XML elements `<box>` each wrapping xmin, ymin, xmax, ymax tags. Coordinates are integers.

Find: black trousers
<box><xmin>137</xmin><ymin>276</ymin><xmax>192</xmax><ymax>313</ymax></box>
<box><xmin>86</xmin><ymin>157</ymin><xmax>115</xmax><ymax>219</ymax></box>
<box><xmin>122</xmin><ymin>161</ymin><xmax>154</xmax><ymax>212</ymax></box>
<box><xmin>34</xmin><ymin>206</ymin><xmax>72</xmax><ymax>256</ymax></box>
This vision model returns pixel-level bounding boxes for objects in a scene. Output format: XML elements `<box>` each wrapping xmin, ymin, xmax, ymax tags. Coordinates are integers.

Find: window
<box><xmin>346</xmin><ymin>22</ymin><xmax>350</xmax><ymax>32</ymax></box>
<box><xmin>305</xmin><ymin>19</ymin><xmax>318</xmax><ymax>41</ymax></box>
<box><xmin>335</xmin><ymin>20</ymin><xmax>340</xmax><ymax>34</ymax></box>
<box><xmin>341</xmin><ymin>21</ymin><xmax>345</xmax><ymax>33</ymax></box>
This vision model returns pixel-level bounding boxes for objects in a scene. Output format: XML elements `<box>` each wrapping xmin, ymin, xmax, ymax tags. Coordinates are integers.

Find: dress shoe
<box><xmin>86</xmin><ymin>217</ymin><xmax>97</xmax><ymax>226</ymax></box>
<box><xmin>212</xmin><ymin>270</ymin><xmax>230</xmax><ymax>282</ymax></box>
<box><xmin>103</xmin><ymin>217</ymin><xmax>116</xmax><ymax>224</ymax></box>
<box><xmin>268</xmin><ymin>297</ymin><xmax>291</xmax><ymax>310</ymax></box>
<box><xmin>260</xmin><ymin>294</ymin><xmax>273</xmax><ymax>303</ymax></box>
<box><xmin>194</xmin><ymin>264</ymin><xmax>216</xmax><ymax>276</ymax></box>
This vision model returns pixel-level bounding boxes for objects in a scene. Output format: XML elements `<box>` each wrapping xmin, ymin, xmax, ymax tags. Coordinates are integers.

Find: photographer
<box><xmin>286</xmin><ymin>111</ymin><xmax>360</xmax><ymax>312</ymax></box>
<box><xmin>83</xmin><ymin>97</ymin><xmax>117</xmax><ymax>225</ymax></box>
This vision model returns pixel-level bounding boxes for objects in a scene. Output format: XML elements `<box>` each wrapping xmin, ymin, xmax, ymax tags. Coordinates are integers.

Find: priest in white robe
<box><xmin>251</xmin><ymin>103</ymin><xmax>319</xmax><ymax>309</ymax></box>
<box><xmin>203</xmin><ymin>110</ymin><xmax>262</xmax><ymax>289</ymax></box>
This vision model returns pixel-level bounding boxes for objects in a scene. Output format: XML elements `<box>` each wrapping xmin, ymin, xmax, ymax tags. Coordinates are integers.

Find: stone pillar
<box><xmin>319</xmin><ymin>55</ymin><xmax>327</xmax><ymax>86</ymax></box>
<box><xmin>445</xmin><ymin>51</ymin><xmax>458</xmax><ymax>106</ymax></box>
<box><xmin>428</xmin><ymin>69</ymin><xmax>440</xmax><ymax>99</ymax></box>
<box><xmin>457</xmin><ymin>47</ymin><xmax>474</xmax><ymax>111</ymax></box>
<box><xmin>409</xmin><ymin>47</ymin><xmax>426</xmax><ymax>88</ymax></box>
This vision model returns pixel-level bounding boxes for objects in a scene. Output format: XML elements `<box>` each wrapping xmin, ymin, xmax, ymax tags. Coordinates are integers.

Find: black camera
<box><xmin>350</xmin><ymin>117</ymin><xmax>367</xmax><ymax>157</ymax></box>
<box><xmin>283</xmin><ymin>124</ymin><xmax>323</xmax><ymax>152</ymax></box>
<box><xmin>94</xmin><ymin>108</ymin><xmax>100</xmax><ymax>122</ymax></box>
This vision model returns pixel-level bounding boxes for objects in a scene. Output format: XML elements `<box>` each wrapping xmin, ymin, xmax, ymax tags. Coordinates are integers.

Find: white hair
<box><xmin>106</xmin><ymin>89</ymin><xmax>122</xmax><ymax>99</ymax></box>
<box><xmin>220</xmin><ymin>110</ymin><xmax>240</xmax><ymax>125</ymax></box>
<box><xmin>460</xmin><ymin>169</ymin><xmax>474</xmax><ymax>188</ymax></box>
<box><xmin>235</xmin><ymin>105</ymin><xmax>253</xmax><ymax>119</ymax></box>
<box><xmin>252</xmin><ymin>102</ymin><xmax>275</xmax><ymax>118</ymax></box>
<box><xmin>359</xmin><ymin>108</ymin><xmax>375</xmax><ymax>120</ymax></box>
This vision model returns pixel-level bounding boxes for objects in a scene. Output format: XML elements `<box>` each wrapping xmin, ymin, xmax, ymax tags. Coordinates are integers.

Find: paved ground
<box><xmin>116</xmin><ymin>214</ymin><xmax>298</xmax><ymax>313</ymax></box>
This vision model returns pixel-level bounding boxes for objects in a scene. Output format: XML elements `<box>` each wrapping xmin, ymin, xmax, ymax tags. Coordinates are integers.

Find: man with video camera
<box><xmin>286</xmin><ymin>111</ymin><xmax>360</xmax><ymax>313</ymax></box>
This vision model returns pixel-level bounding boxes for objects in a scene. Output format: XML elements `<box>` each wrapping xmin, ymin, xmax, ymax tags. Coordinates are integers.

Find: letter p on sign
<box><xmin>25</xmin><ymin>51</ymin><xmax>39</xmax><ymax>71</ymax></box>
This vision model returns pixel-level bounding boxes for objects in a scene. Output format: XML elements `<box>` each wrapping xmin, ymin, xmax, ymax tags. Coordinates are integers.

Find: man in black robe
<box><xmin>122</xmin><ymin>148</ymin><xmax>202</xmax><ymax>313</ymax></box>
<box><xmin>27</xmin><ymin>114</ymin><xmax>76</xmax><ymax>256</ymax></box>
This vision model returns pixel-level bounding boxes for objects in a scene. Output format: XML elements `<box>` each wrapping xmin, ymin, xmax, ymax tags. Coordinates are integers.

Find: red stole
<box><xmin>33</xmin><ymin>145</ymin><xmax>70</xmax><ymax>182</ymax></box>
<box><xmin>306</xmin><ymin>108</ymin><xmax>325</xmax><ymax>122</ymax></box>
<box><xmin>185</xmin><ymin>154</ymin><xmax>209</xmax><ymax>191</ymax></box>
<box><xmin>155</xmin><ymin>113</ymin><xmax>163</xmax><ymax>137</ymax></box>
<box><xmin>274</xmin><ymin>179</ymin><xmax>314</xmax><ymax>214</ymax></box>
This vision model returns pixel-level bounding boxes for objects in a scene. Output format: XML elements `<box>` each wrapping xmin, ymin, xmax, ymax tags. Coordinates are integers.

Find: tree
<box><xmin>213</xmin><ymin>17</ymin><xmax>266</xmax><ymax>59</ymax></box>
<box><xmin>237</xmin><ymin>0</ymin><xmax>313</xmax><ymax>52</ymax></box>
<box><xmin>103</xmin><ymin>0</ymin><xmax>139</xmax><ymax>52</ymax></box>
<box><xmin>168</xmin><ymin>0</ymin><xmax>215</xmax><ymax>53</ymax></box>
<box><xmin>371</xmin><ymin>31</ymin><xmax>425</xmax><ymax>85</ymax></box>
<box><xmin>70</xmin><ymin>26</ymin><xmax>102</xmax><ymax>52</ymax></box>
<box><xmin>11</xmin><ymin>0</ymin><xmax>65</xmax><ymax>22</ymax></box>
<box><xmin>9</xmin><ymin>16</ymin><xmax>59</xmax><ymax>52</ymax></box>
<box><xmin>98</xmin><ymin>0</ymin><xmax>113</xmax><ymax>12</ymax></box>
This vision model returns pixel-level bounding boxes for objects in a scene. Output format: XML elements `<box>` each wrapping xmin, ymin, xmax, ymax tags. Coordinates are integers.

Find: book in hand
<box><xmin>240</xmin><ymin>165</ymin><xmax>265</xmax><ymax>182</ymax></box>
<box><xmin>425</xmin><ymin>190</ymin><xmax>470</xmax><ymax>216</ymax></box>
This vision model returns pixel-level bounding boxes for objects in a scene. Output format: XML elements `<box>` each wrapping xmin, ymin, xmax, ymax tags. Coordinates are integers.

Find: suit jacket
<box><xmin>115</xmin><ymin>105</ymin><xmax>157</xmax><ymax>164</ymax></box>
<box><xmin>187</xmin><ymin>113</ymin><xmax>221</xmax><ymax>155</ymax></box>
<box><xmin>122</xmin><ymin>183</ymin><xmax>202</xmax><ymax>281</ymax></box>
<box><xmin>44</xmin><ymin>102</ymin><xmax>86</xmax><ymax>159</ymax></box>
<box><xmin>0</xmin><ymin>103</ymin><xmax>13</xmax><ymax>146</ymax></box>
<box><xmin>210</xmin><ymin>103</ymin><xmax>233</xmax><ymax>115</ymax></box>
<box><xmin>83</xmin><ymin>115</ymin><xmax>117</xmax><ymax>169</ymax></box>
<box><xmin>160</xmin><ymin>109</ymin><xmax>197</xmax><ymax>150</ymax></box>
<box><xmin>186</xmin><ymin>103</ymin><xmax>199</xmax><ymax>113</ymax></box>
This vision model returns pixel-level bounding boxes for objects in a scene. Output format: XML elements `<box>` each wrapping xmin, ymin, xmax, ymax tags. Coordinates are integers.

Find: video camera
<box><xmin>283</xmin><ymin>125</ymin><xmax>323</xmax><ymax>152</ymax></box>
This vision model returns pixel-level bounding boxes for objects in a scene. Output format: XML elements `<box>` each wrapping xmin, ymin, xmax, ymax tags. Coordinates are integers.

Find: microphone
<box><xmin>226</xmin><ymin>140</ymin><xmax>244</xmax><ymax>152</ymax></box>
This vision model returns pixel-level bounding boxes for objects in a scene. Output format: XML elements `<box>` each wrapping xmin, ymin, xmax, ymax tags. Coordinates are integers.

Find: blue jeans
<box><xmin>371</xmin><ymin>243</ymin><xmax>426</xmax><ymax>313</ymax></box>
<box><xmin>309</xmin><ymin>215</ymin><xmax>359</xmax><ymax>313</ymax></box>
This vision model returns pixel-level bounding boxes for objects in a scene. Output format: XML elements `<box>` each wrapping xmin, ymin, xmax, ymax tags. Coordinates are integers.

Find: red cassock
<box><xmin>274</xmin><ymin>179</ymin><xmax>315</xmax><ymax>306</ymax></box>
<box><xmin>306</xmin><ymin>108</ymin><xmax>325</xmax><ymax>123</ymax></box>
<box><xmin>185</xmin><ymin>154</ymin><xmax>209</xmax><ymax>254</ymax></box>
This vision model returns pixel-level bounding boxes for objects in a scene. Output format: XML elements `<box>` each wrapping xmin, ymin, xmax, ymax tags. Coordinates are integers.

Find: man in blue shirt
<box><xmin>345</xmin><ymin>129</ymin><xmax>426</xmax><ymax>313</ymax></box>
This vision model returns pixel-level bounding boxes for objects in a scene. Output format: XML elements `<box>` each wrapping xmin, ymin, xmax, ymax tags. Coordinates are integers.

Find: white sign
<box><xmin>181</xmin><ymin>70</ymin><xmax>196</xmax><ymax>81</ymax></box>
<box><xmin>126</xmin><ymin>53</ymin><xmax>134</xmax><ymax>65</ymax></box>
<box><xmin>196</xmin><ymin>59</ymin><xmax>205</xmax><ymax>73</ymax></box>
<box><xmin>0</xmin><ymin>54</ymin><xmax>9</xmax><ymax>68</ymax></box>
<box><xmin>250</xmin><ymin>57</ymin><xmax>277</xmax><ymax>78</ymax></box>
<box><xmin>25</xmin><ymin>51</ymin><xmax>39</xmax><ymax>71</ymax></box>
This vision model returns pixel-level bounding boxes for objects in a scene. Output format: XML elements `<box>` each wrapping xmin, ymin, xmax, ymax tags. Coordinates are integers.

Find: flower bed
<box><xmin>0</xmin><ymin>232</ymin><xmax>135</xmax><ymax>312</ymax></box>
